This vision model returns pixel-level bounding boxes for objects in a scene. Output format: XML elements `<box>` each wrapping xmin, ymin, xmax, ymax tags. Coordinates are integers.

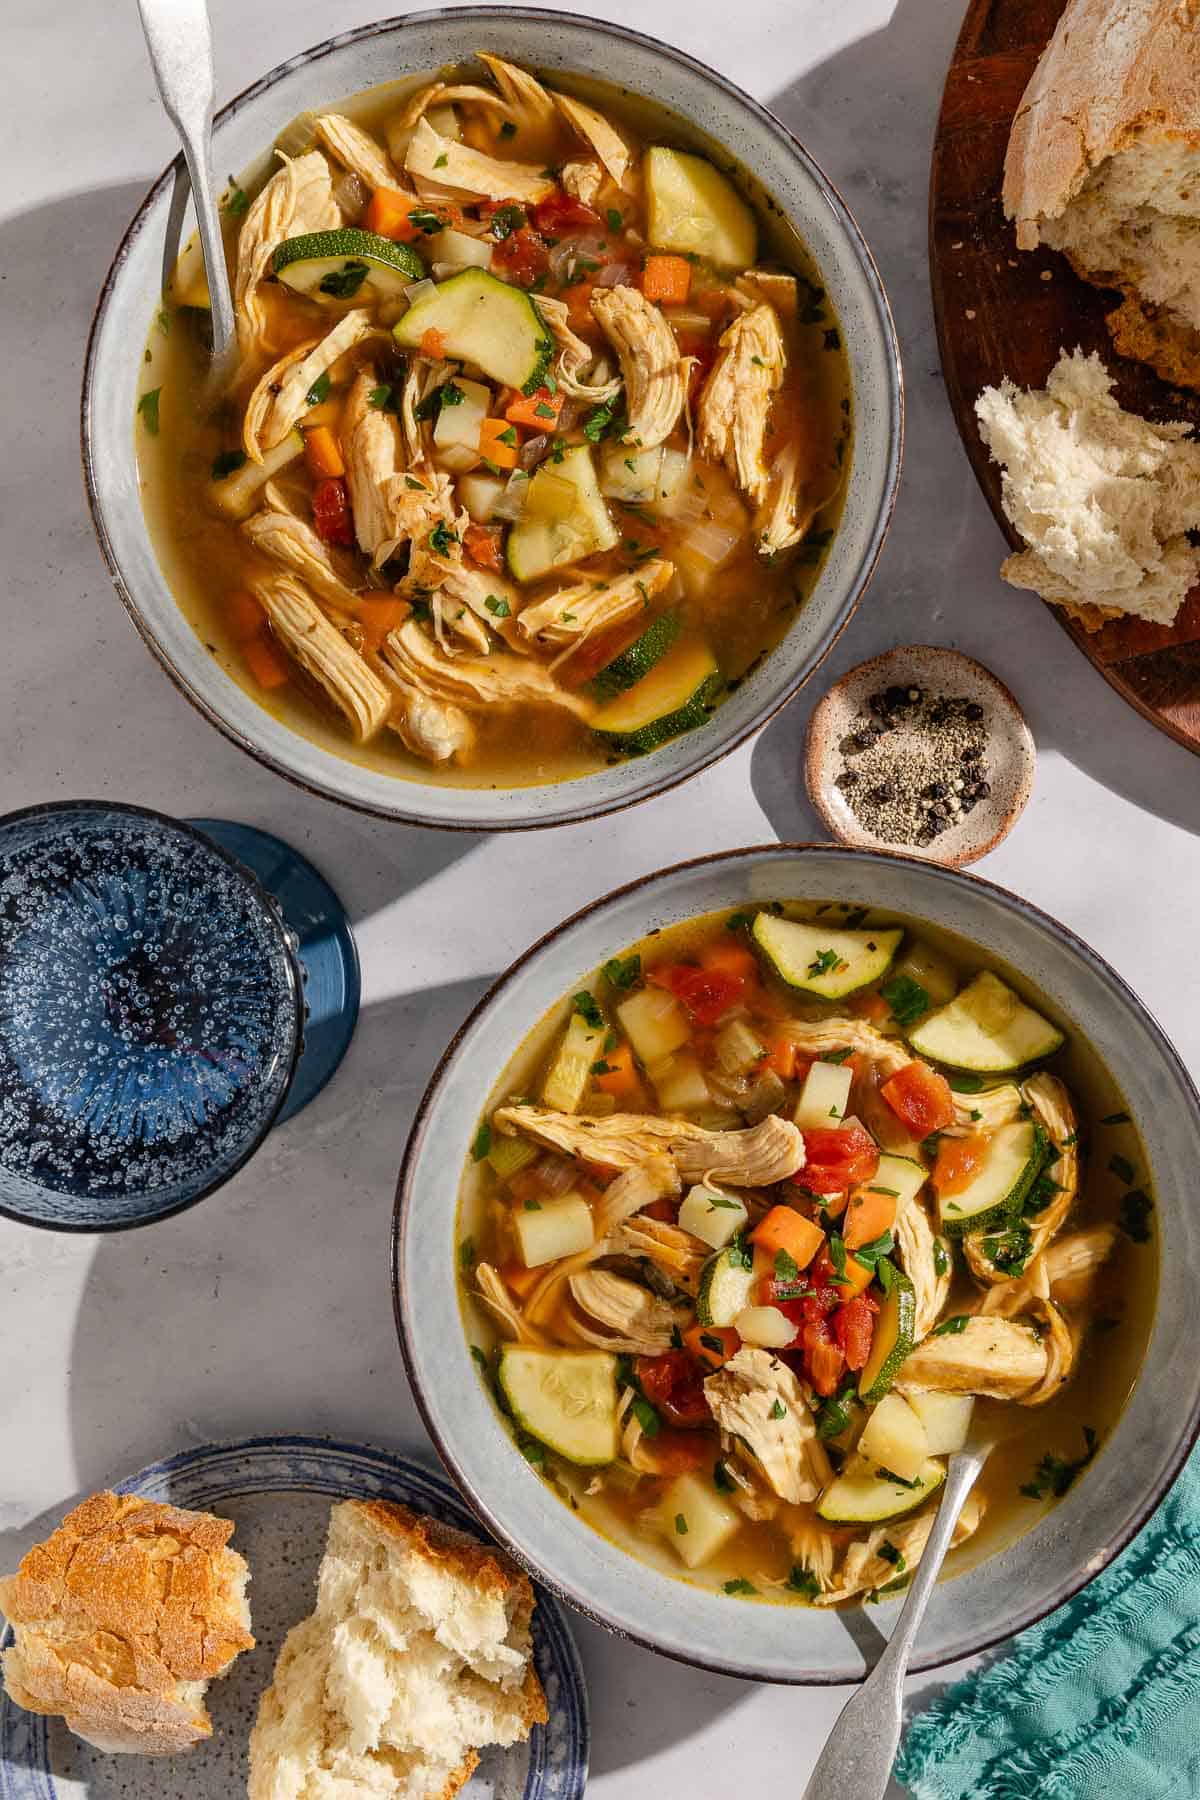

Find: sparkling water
<box><xmin>0</xmin><ymin>807</ymin><xmax>301</xmax><ymax>1227</ymax></box>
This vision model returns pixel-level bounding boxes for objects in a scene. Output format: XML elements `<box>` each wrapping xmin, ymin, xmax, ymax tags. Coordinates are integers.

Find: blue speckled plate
<box><xmin>0</xmin><ymin>1436</ymin><xmax>588</xmax><ymax>1799</ymax></box>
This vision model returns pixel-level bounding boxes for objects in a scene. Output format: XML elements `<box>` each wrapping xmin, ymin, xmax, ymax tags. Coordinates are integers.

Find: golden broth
<box><xmin>456</xmin><ymin>900</ymin><xmax>1156</xmax><ymax>1603</ymax></box>
<box><xmin>137</xmin><ymin>65</ymin><xmax>851</xmax><ymax>790</ymax></box>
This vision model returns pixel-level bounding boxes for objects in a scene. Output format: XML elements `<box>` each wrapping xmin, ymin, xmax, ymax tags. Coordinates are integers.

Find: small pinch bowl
<box><xmin>82</xmin><ymin>7</ymin><xmax>902</xmax><ymax>832</ymax></box>
<box><xmin>394</xmin><ymin>844</ymin><xmax>1200</xmax><ymax>1683</ymax></box>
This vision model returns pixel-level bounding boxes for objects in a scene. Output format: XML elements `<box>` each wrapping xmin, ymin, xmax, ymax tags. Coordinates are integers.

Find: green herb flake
<box><xmin>932</xmin><ymin>1240</ymin><xmax>950</xmax><ymax>1278</ymax></box>
<box><xmin>429</xmin><ymin>519</ymin><xmax>458</xmax><ymax>557</ymax></box>
<box><xmin>713</xmin><ymin>1458</ymin><xmax>736</xmax><ymax>1492</ymax></box>
<box><xmin>603</xmin><ymin>953</ymin><xmax>642</xmax><ymax>990</ymax></box>
<box><xmin>819</xmin><ymin>1046</ymin><xmax>854</xmax><ymax>1066</ymax></box>
<box><xmin>572</xmin><ymin>991</ymin><xmax>604</xmax><ymax>1029</ymax></box>
<box><xmin>405</xmin><ymin>475</ymin><xmax>427</xmax><ymax>491</ymax></box>
<box><xmin>827</xmin><ymin>1233</ymin><xmax>850</xmax><ymax>1286</ymax></box>
<box><xmin>722</xmin><ymin>1578</ymin><xmax>758</xmax><ymax>1597</ymax></box>
<box><xmin>484</xmin><ymin>594</ymin><xmax>512</xmax><ymax>618</ymax></box>
<box><xmin>880</xmin><ymin>974</ymin><xmax>931</xmax><ymax>1028</ymax></box>
<box><xmin>606</xmin><ymin>207</ymin><xmax>624</xmax><ymax>232</ymax></box>
<box><xmin>1119</xmin><ymin>1188</ymin><xmax>1153</xmax><ymax>1243</ymax></box>
<box><xmin>877</xmin><ymin>1541</ymin><xmax>906</xmax><ymax>1571</ymax></box>
<box><xmin>786</xmin><ymin>1563</ymin><xmax>820</xmax><ymax>1600</ymax></box>
<box><xmin>807</xmin><ymin>948</ymin><xmax>841</xmax><ymax>977</ymax></box>
<box><xmin>306</xmin><ymin>371</ymin><xmax>332</xmax><ymax>407</ymax></box>
<box><xmin>318</xmin><ymin>259</ymin><xmax>369</xmax><ymax>298</ymax></box>
<box><xmin>223</xmin><ymin>179</ymin><xmax>249</xmax><ymax>216</ymax></box>
<box><xmin>459</xmin><ymin>1236</ymin><xmax>475</xmax><ymax>1269</ymax></box>
<box><xmin>769</xmin><ymin>1398</ymin><xmax>788</xmax><ymax>1420</ymax></box>
<box><xmin>1020</xmin><ymin>1427</ymin><xmax>1098</xmax><ymax>1500</ymax></box>
<box><xmin>948</xmin><ymin>1072</ymin><xmax>985</xmax><ymax>1094</ymax></box>
<box><xmin>433</xmin><ymin>152</ymin><xmax>449</xmax><ymax>169</ymax></box>
<box><xmin>774</xmin><ymin>1249</ymin><xmax>800</xmax><ymax>1283</ymax></box>
<box><xmin>726</xmin><ymin>910</ymin><xmax>755</xmax><ymax>935</ymax></box>
<box><xmin>631</xmin><ymin>1394</ymin><xmax>661</xmax><ymax>1437</ymax></box>
<box><xmin>1109</xmin><ymin>1153</ymin><xmax>1136</xmax><ymax>1185</ymax></box>
<box><xmin>726</xmin><ymin>1234</ymin><xmax>753</xmax><ymax>1272</ymax></box>
<box><xmin>590</xmin><ymin>1060</ymin><xmax>613</xmax><ymax>1077</ymax></box>
<box><xmin>518</xmin><ymin>1433</ymin><xmax>547</xmax><ymax>1467</ymax></box>
<box><xmin>1102</xmin><ymin>1111</ymin><xmax>1132</xmax><ymax>1125</ymax></box>
<box><xmin>368</xmin><ymin>383</ymin><xmax>396</xmax><ymax>412</ymax></box>
<box><xmin>137</xmin><ymin>387</ymin><xmax>161</xmax><ymax>435</ymax></box>
<box><xmin>470</xmin><ymin>1123</ymin><xmax>492</xmax><ymax>1163</ymax></box>
<box><xmin>211</xmin><ymin>449</ymin><xmax>247</xmax><ymax>479</ymax></box>
<box><xmin>851</xmin><ymin>1230</ymin><xmax>895</xmax><ymax>1269</ymax></box>
<box><xmin>930</xmin><ymin>1314</ymin><xmax>970</xmax><ymax>1337</ymax></box>
<box><xmin>583</xmin><ymin>401</ymin><xmax>617</xmax><ymax>442</ymax></box>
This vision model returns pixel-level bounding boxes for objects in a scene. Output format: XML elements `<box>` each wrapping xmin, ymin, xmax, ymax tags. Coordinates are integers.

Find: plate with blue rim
<box><xmin>0</xmin><ymin>1435</ymin><xmax>588</xmax><ymax>1799</ymax></box>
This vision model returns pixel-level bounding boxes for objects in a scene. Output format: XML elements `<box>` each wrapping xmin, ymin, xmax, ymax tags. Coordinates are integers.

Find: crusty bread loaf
<box><xmin>1004</xmin><ymin>0</ymin><xmax>1200</xmax><ymax>385</ymax></box>
<box><xmin>0</xmin><ymin>1491</ymin><xmax>253</xmax><ymax>1755</ymax></box>
<box><xmin>976</xmin><ymin>347</ymin><xmax>1200</xmax><ymax>625</ymax></box>
<box><xmin>248</xmin><ymin>1499</ymin><xmax>547</xmax><ymax>1799</ymax></box>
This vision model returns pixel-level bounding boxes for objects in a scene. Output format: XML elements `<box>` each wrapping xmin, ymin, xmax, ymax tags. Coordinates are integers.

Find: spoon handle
<box><xmin>136</xmin><ymin>0</ymin><xmax>236</xmax><ymax>361</ymax></box>
<box><xmin>801</xmin><ymin>1446</ymin><xmax>988</xmax><ymax>1800</ymax></box>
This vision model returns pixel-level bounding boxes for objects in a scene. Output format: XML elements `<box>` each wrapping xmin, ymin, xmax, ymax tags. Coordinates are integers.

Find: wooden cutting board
<box><xmin>930</xmin><ymin>0</ymin><xmax>1200</xmax><ymax>754</ymax></box>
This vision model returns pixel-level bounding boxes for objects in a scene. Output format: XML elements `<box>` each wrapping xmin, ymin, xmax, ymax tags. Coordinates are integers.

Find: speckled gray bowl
<box><xmin>82</xmin><ymin>9</ymin><xmax>902</xmax><ymax>831</ymax></box>
<box><xmin>395</xmin><ymin>844</ymin><xmax>1200</xmax><ymax>1683</ymax></box>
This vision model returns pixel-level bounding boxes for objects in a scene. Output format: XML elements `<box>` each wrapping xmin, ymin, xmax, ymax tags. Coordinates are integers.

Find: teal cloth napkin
<box><xmin>894</xmin><ymin>1446</ymin><xmax>1200</xmax><ymax>1800</ymax></box>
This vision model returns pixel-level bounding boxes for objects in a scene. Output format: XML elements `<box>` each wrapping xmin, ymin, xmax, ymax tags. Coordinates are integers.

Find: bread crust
<box><xmin>1004</xmin><ymin>0</ymin><xmax>1200</xmax><ymax>248</ymax></box>
<box><xmin>0</xmin><ymin>1491</ymin><xmax>253</xmax><ymax>1755</ymax></box>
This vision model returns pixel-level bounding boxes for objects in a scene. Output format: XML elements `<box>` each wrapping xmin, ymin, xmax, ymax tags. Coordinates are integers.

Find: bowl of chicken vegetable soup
<box><xmin>84</xmin><ymin>12</ymin><xmax>901</xmax><ymax>828</ymax></box>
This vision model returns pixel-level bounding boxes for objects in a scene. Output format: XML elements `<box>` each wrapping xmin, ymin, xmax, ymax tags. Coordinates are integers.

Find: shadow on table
<box><xmin>760</xmin><ymin>0</ymin><xmax>1200</xmax><ymax>839</ymax></box>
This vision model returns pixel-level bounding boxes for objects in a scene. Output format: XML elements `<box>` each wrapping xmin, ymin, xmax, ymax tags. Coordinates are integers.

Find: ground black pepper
<box><xmin>833</xmin><ymin>687</ymin><xmax>991</xmax><ymax>847</ymax></box>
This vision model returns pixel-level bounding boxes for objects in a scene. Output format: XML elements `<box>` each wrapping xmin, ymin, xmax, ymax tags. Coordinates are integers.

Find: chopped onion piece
<box><xmin>594</xmin><ymin>262</ymin><xmax>636</xmax><ymax>289</ymax></box>
<box><xmin>519</xmin><ymin>433</ymin><xmax>551</xmax><ymax>471</ymax></box>
<box><xmin>491</xmin><ymin>470</ymin><xmax>531</xmax><ymax>521</ymax></box>
<box><xmin>679</xmin><ymin>518</ymin><xmax>742</xmax><ymax>568</ymax></box>
<box><xmin>402</xmin><ymin>278</ymin><xmax>438</xmax><ymax>307</ymax></box>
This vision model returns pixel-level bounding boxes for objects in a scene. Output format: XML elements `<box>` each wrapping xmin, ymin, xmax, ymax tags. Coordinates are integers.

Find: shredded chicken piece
<box><xmin>1042</xmin><ymin>1225</ymin><xmax>1117</xmax><ymax>1306</ymax></box>
<box><xmin>591</xmin><ymin>285</ymin><xmax>687</xmax><ymax>449</ymax></box>
<box><xmin>704</xmin><ymin>1350</ymin><xmax>830</xmax><ymax>1504</ymax></box>
<box><xmin>553</xmin><ymin>91</ymin><xmax>634</xmax><ymax>188</ymax></box>
<box><xmin>242</xmin><ymin>484</ymin><xmax>359</xmax><ymax>619</ymax></box>
<box><xmin>342</xmin><ymin>370</ymin><xmax>457</xmax><ymax>566</ymax></box>
<box><xmin>614</xmin><ymin>1215</ymin><xmax>707</xmax><ymax>1295</ymax></box>
<box><xmin>393</xmin><ymin>81</ymin><xmax>508</xmax><ymax>137</ymax></box>
<box><xmin>697</xmin><ymin>303</ymin><xmax>787</xmax><ymax>506</ymax></box>
<box><xmin>778</xmin><ymin>1017</ymin><xmax>911</xmax><ymax>1079</ymax></box>
<box><xmin>474</xmin><ymin>1262</ymin><xmax>543</xmax><ymax>1344</ymax></box>
<box><xmin>533</xmin><ymin>295</ymin><xmax>623</xmax><ymax>403</ymax></box>
<box><xmin>233</xmin><ymin>151</ymin><xmax>339</xmax><ymax>361</ymax></box>
<box><xmin>413</xmin><ymin>557</ymin><xmax>522</xmax><ymax>655</ymax></box>
<box><xmin>786</xmin><ymin>1522</ymin><xmax>837</xmax><ymax>1595</ymax></box>
<box><xmin>894</xmin><ymin>1193</ymin><xmax>952</xmax><ymax>1341</ymax></box>
<box><xmin>947</xmin><ymin>1083</ymin><xmax>1024</xmax><ymax>1135</ymax></box>
<box><xmin>755</xmin><ymin>443</ymin><xmax>817</xmax><ymax>558</ymax></box>
<box><xmin>492</xmin><ymin>1104</ymin><xmax>805</xmax><ymax>1186</ymax></box>
<box><xmin>253</xmin><ymin>574</ymin><xmax>390</xmax><ymax>741</ymax></box>
<box><xmin>520</xmin><ymin>1157</ymin><xmax>680</xmax><ymax>1328</ymax></box>
<box><xmin>562</xmin><ymin>159</ymin><xmax>605</xmax><ymax>207</ymax></box>
<box><xmin>243</xmin><ymin>310</ymin><xmax>373</xmax><ymax>461</ymax></box>
<box><xmin>476</xmin><ymin>53</ymin><xmax>560</xmax><ymax>150</ymax></box>
<box><xmin>405</xmin><ymin>117</ymin><xmax>555</xmax><ymax>203</ymax></box>
<box><xmin>380</xmin><ymin>619</ymin><xmax>591</xmax><ymax>716</ymax></box>
<box><xmin>736</xmin><ymin>270</ymin><xmax>799</xmax><ymax>317</ymax></box>
<box><xmin>375</xmin><ymin>664</ymin><xmax>476</xmax><ymax>765</ymax></box>
<box><xmin>564</xmin><ymin>1269</ymin><xmax>683</xmax><ymax>1354</ymax></box>
<box><xmin>977</xmin><ymin>1256</ymin><xmax>1078</xmax><ymax>1406</ymax></box>
<box><xmin>400</xmin><ymin>357</ymin><xmax>453</xmax><ymax>465</ymax></box>
<box><xmin>964</xmin><ymin>1073</ymin><xmax>1079</xmax><ymax>1285</ymax></box>
<box><xmin>314</xmin><ymin>113</ymin><xmax>404</xmax><ymax>194</ymax></box>
<box><xmin>813</xmin><ymin>1496</ymin><xmax>984</xmax><ymax>1606</ymax></box>
<box><xmin>897</xmin><ymin>1315</ymin><xmax>1048</xmax><ymax>1400</ymax></box>
<box><xmin>516</xmin><ymin>559</ymin><xmax>673</xmax><ymax>648</ymax></box>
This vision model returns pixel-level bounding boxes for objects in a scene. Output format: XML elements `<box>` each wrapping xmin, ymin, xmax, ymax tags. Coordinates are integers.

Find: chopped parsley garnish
<box><xmin>499</xmin><ymin>120</ymin><xmax>518</xmax><ymax>138</ymax></box>
<box><xmin>930</xmin><ymin>1314</ymin><xmax>970</xmax><ymax>1337</ymax></box>
<box><xmin>211</xmin><ymin>449</ymin><xmax>246</xmax><ymax>479</ymax></box>
<box><xmin>807</xmin><ymin>948</ymin><xmax>841</xmax><ymax>977</ymax></box>
<box><xmin>407</xmin><ymin>207</ymin><xmax>445</xmax><ymax>234</ymax></box>
<box><xmin>726</xmin><ymin>1234</ymin><xmax>753</xmax><ymax>1271</ymax></box>
<box><xmin>534</xmin><ymin>400</ymin><xmax>556</xmax><ymax>419</ymax></box>
<box><xmin>136</xmin><ymin>387</ymin><xmax>161</xmax><ymax>434</ymax></box>
<box><xmin>319</xmin><ymin>259</ymin><xmax>369</xmax><ymax>298</ymax></box>
<box><xmin>306</xmin><ymin>371</ymin><xmax>331</xmax><ymax>406</ymax></box>
<box><xmin>713</xmin><ymin>1458</ymin><xmax>736</xmax><ymax>1492</ymax></box>
<box><xmin>1102</xmin><ymin>1111</ymin><xmax>1131</xmax><ymax>1125</ymax></box>
<box><xmin>459</xmin><ymin>1237</ymin><xmax>475</xmax><ymax>1269</ymax></box>
<box><xmin>470</xmin><ymin>1123</ymin><xmax>492</xmax><ymax>1162</ymax></box>
<box><xmin>1020</xmin><ymin>1427</ymin><xmax>1098</xmax><ymax>1500</ymax></box>
<box><xmin>523</xmin><ymin>1198</ymin><xmax>542</xmax><ymax>1212</ymax></box>
<box><xmin>722</xmin><ymin>1578</ymin><xmax>757</xmax><ymax>1597</ymax></box>
<box><xmin>674</xmin><ymin>1513</ymin><xmax>688</xmax><ymax>1535</ymax></box>
<box><xmin>726</xmin><ymin>910</ymin><xmax>755</xmax><ymax>934</ymax></box>
<box><xmin>877</xmin><ymin>1541</ymin><xmax>906</xmax><ymax>1571</ymax></box>
<box><xmin>841</xmin><ymin>905</ymin><xmax>869</xmax><ymax>929</ymax></box>
<box><xmin>606</xmin><ymin>207</ymin><xmax>624</xmax><ymax>232</ymax></box>
<box><xmin>982</xmin><ymin>1222</ymin><xmax>1032</xmax><ymax>1275</ymax></box>
<box><xmin>769</xmin><ymin>1399</ymin><xmax>788</xmax><ymax>1420</ymax></box>
<box><xmin>1119</xmin><ymin>1188</ymin><xmax>1153</xmax><ymax>1243</ymax></box>
<box><xmin>368</xmin><ymin>383</ymin><xmax>397</xmax><ymax>411</ymax></box>
<box><xmin>583</xmin><ymin>400</ymin><xmax>619</xmax><ymax>441</ymax></box>
<box><xmin>705</xmin><ymin>1192</ymin><xmax>742</xmax><ymax>1211</ymax></box>
<box><xmin>815</xmin><ymin>1374</ymin><xmax>859</xmax><ymax>1441</ymax></box>
<box><xmin>1109</xmin><ymin>1153</ymin><xmax>1136</xmax><ymax>1185</ymax></box>
<box><xmin>774</xmin><ymin>1249</ymin><xmax>800</xmax><ymax>1283</ymax></box>
<box><xmin>827</xmin><ymin>1233</ymin><xmax>851</xmax><ymax>1287</ymax></box>
<box><xmin>405</xmin><ymin>475</ymin><xmax>427</xmax><ymax>491</ymax></box>
<box><xmin>589</xmin><ymin>1060</ymin><xmax>613</xmax><ymax>1077</ymax></box>
<box><xmin>439</xmin><ymin>381</ymin><xmax>466</xmax><ymax>408</ymax></box>
<box><xmin>572</xmin><ymin>991</ymin><xmax>604</xmax><ymax>1029</ymax></box>
<box><xmin>850</xmin><ymin>1229</ymin><xmax>894</xmax><ymax>1269</ymax></box>
<box><xmin>879</xmin><ymin>974</ymin><xmax>931</xmax><ymax>1028</ymax></box>
<box><xmin>786</xmin><ymin>1564</ymin><xmax>820</xmax><ymax>1600</ymax></box>
<box><xmin>603</xmin><ymin>953</ymin><xmax>642</xmax><ymax>990</ymax></box>
<box><xmin>223</xmin><ymin>179</ymin><xmax>249</xmax><ymax>216</ymax></box>
<box><xmin>489</xmin><ymin>202</ymin><xmax>527</xmax><ymax>240</ymax></box>
<box><xmin>819</xmin><ymin>1046</ymin><xmax>854</xmax><ymax>1065</ymax></box>
<box><xmin>484</xmin><ymin>594</ymin><xmax>511</xmax><ymax>618</ymax></box>
<box><xmin>518</xmin><ymin>1434</ymin><xmax>546</xmax><ymax>1467</ymax></box>
<box><xmin>631</xmin><ymin>1393</ymin><xmax>660</xmax><ymax>1437</ymax></box>
<box><xmin>876</xmin><ymin>1467</ymin><xmax>922</xmax><ymax>1490</ymax></box>
<box><xmin>433</xmin><ymin>153</ymin><xmax>449</xmax><ymax>168</ymax></box>
<box><xmin>429</xmin><ymin>519</ymin><xmax>458</xmax><ymax>557</ymax></box>
<box><xmin>948</xmin><ymin>1072</ymin><xmax>986</xmax><ymax>1094</ymax></box>
<box><xmin>922</xmin><ymin>1132</ymin><xmax>944</xmax><ymax>1161</ymax></box>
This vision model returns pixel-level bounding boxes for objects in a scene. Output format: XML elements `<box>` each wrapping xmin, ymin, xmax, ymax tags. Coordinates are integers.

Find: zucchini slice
<box><xmin>497</xmin><ymin>1346</ymin><xmax>618</xmax><ymax>1465</ymax></box>
<box><xmin>506</xmin><ymin>445</ymin><xmax>619</xmax><ymax>582</ymax></box>
<box><xmin>858</xmin><ymin>1271</ymin><xmax>917</xmax><ymax>1402</ymax></box>
<box><xmin>592</xmin><ymin>641</ymin><xmax>722</xmax><ymax>755</ymax></box>
<box><xmin>907</xmin><ymin>971</ymin><xmax>1064</xmax><ymax>1072</ymax></box>
<box><xmin>393</xmin><ymin>268</ymin><xmax>553</xmax><ymax>392</ymax></box>
<box><xmin>752</xmin><ymin>915</ymin><xmax>903</xmax><ymax>1000</ymax></box>
<box><xmin>272</xmin><ymin>228</ymin><xmax>426</xmax><ymax>298</ymax></box>
<box><xmin>937</xmin><ymin>1118</ymin><xmax>1045</xmax><ymax>1237</ymax></box>
<box><xmin>589</xmin><ymin>611</ymin><xmax>681</xmax><ymax>701</ymax></box>
<box><xmin>696</xmin><ymin>1242</ymin><xmax>758</xmax><ymax>1327</ymax></box>
<box><xmin>817</xmin><ymin>1451</ymin><xmax>946</xmax><ymax>1525</ymax></box>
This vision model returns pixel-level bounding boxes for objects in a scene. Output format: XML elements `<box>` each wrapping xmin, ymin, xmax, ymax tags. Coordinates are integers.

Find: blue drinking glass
<box><xmin>0</xmin><ymin>803</ymin><xmax>351</xmax><ymax>1231</ymax></box>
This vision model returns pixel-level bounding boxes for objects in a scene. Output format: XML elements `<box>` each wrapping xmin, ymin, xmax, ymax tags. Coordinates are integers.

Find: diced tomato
<box><xmin>463</xmin><ymin>523</ymin><xmax>504</xmax><ymax>572</ymax></box>
<box><xmin>311</xmin><ymin>477</ymin><xmax>354</xmax><ymax>546</ymax></box>
<box><xmin>796</xmin><ymin>1122</ymin><xmax>880</xmax><ymax>1194</ymax></box>
<box><xmin>643</xmin><ymin>1429</ymin><xmax>712</xmax><ymax>1475</ymax></box>
<box><xmin>880</xmin><ymin>1062</ymin><xmax>955</xmax><ymax>1136</ymax></box>
<box><xmin>802</xmin><ymin>1317</ymin><xmax>846</xmax><ymax>1396</ymax></box>
<box><xmin>932</xmin><ymin>1133</ymin><xmax>989</xmax><ymax>1195</ymax></box>
<box><xmin>531</xmin><ymin>192</ymin><xmax>604</xmax><ymax>234</ymax></box>
<box><xmin>647</xmin><ymin>961</ymin><xmax>744</xmax><ymax>1025</ymax></box>
<box><xmin>675</xmin><ymin>330</ymin><xmax>716</xmax><ymax>405</ymax></box>
<box><xmin>491</xmin><ymin>226</ymin><xmax>550</xmax><ymax>287</ymax></box>
<box><xmin>698</xmin><ymin>939</ymin><xmax>758</xmax><ymax>983</ymax></box>
<box><xmin>499</xmin><ymin>1258</ymin><xmax>541</xmax><ymax>1301</ymax></box>
<box><xmin>831</xmin><ymin>1294</ymin><xmax>878</xmax><ymax>1371</ymax></box>
<box><xmin>635</xmin><ymin>1352</ymin><xmax>711</xmax><ymax>1428</ymax></box>
<box><xmin>641</xmin><ymin>1196</ymin><xmax>678</xmax><ymax>1223</ymax></box>
<box><xmin>563</xmin><ymin>278</ymin><xmax>600</xmax><ymax>330</ymax></box>
<box><xmin>691</xmin><ymin>281</ymin><xmax>737</xmax><ymax>322</ymax></box>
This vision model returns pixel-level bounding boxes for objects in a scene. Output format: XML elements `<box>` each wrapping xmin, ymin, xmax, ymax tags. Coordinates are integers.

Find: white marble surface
<box><xmin>3</xmin><ymin>0</ymin><xmax>1199</xmax><ymax>1790</ymax></box>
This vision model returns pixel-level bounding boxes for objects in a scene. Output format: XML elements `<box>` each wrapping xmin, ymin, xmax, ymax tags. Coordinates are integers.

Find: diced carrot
<box><xmin>932</xmin><ymin>1134</ymin><xmax>989</xmax><ymax>1196</ymax></box>
<box><xmin>749</xmin><ymin>1204</ymin><xmax>825</xmax><ymax>1270</ymax></box>
<box><xmin>505</xmin><ymin>385</ymin><xmax>565</xmax><ymax>430</ymax></box>
<box><xmin>593</xmin><ymin>1040</ymin><xmax>639</xmax><ymax>1097</ymax></box>
<box><xmin>478</xmin><ymin>417</ymin><xmax>521</xmax><ymax>469</ymax></box>
<box><xmin>564</xmin><ymin>278</ymin><xmax>598</xmax><ymax>329</ymax></box>
<box><xmin>226</xmin><ymin>588</ymin><xmax>265</xmax><ymax>643</ymax></box>
<box><xmin>421</xmin><ymin>326</ymin><xmax>447</xmax><ymax>358</ymax></box>
<box><xmin>500</xmin><ymin>1259</ymin><xmax>541</xmax><ymax>1300</ymax></box>
<box><xmin>463</xmin><ymin>522</ymin><xmax>504</xmax><ymax>572</ymax></box>
<box><xmin>357</xmin><ymin>595</ymin><xmax>409</xmax><ymax>654</ymax></box>
<box><xmin>684</xmin><ymin>1323</ymin><xmax>740</xmax><ymax>1371</ymax></box>
<box><xmin>840</xmin><ymin>1252</ymin><xmax>875</xmax><ymax>1298</ymax></box>
<box><xmin>364</xmin><ymin>186</ymin><xmax>421</xmax><ymax>241</ymax></box>
<box><xmin>842</xmin><ymin>1183</ymin><xmax>898</xmax><ymax>1251</ymax></box>
<box><xmin>764</xmin><ymin>1033</ymin><xmax>798</xmax><ymax>1080</ymax></box>
<box><xmin>880</xmin><ymin>1062</ymin><xmax>956</xmax><ymax>1135</ymax></box>
<box><xmin>304</xmin><ymin>424</ymin><xmax>344</xmax><ymax>479</ymax></box>
<box><xmin>819</xmin><ymin>1191</ymin><xmax>849</xmax><ymax>1220</ymax></box>
<box><xmin>699</xmin><ymin>939</ymin><xmax>758</xmax><ymax>983</ymax></box>
<box><xmin>808</xmin><ymin>1335</ymin><xmax>846</xmax><ymax>1397</ymax></box>
<box><xmin>242</xmin><ymin>633</ymin><xmax>290</xmax><ymax>690</ymax></box>
<box><xmin>641</xmin><ymin>253</ymin><xmax>692</xmax><ymax>305</ymax></box>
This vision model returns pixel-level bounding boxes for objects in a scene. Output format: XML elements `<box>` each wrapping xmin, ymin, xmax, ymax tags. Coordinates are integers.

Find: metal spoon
<box><xmin>136</xmin><ymin>0</ymin><xmax>237</xmax><ymax>378</ymax></box>
<box><xmin>802</xmin><ymin>1435</ymin><xmax>993</xmax><ymax>1800</ymax></box>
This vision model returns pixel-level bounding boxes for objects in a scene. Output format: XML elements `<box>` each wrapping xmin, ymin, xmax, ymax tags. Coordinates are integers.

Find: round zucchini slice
<box><xmin>907</xmin><ymin>971</ymin><xmax>1064</xmax><ymax>1072</ymax></box>
<box><xmin>696</xmin><ymin>1243</ymin><xmax>758</xmax><ymax>1328</ymax></box>
<box><xmin>858</xmin><ymin>1271</ymin><xmax>917</xmax><ymax>1401</ymax></box>
<box><xmin>589</xmin><ymin>611</ymin><xmax>681</xmax><ymax>701</ymax></box>
<box><xmin>751</xmin><ymin>914</ymin><xmax>903</xmax><ymax>1000</ymax></box>
<box><xmin>817</xmin><ymin>1451</ymin><xmax>946</xmax><ymax>1525</ymax></box>
<box><xmin>271</xmin><ymin>228</ymin><xmax>426</xmax><ymax>298</ymax></box>
<box><xmin>591</xmin><ymin>640</ymin><xmax>722</xmax><ymax>756</ymax></box>
<box><xmin>937</xmin><ymin>1118</ymin><xmax>1046</xmax><ymax>1237</ymax></box>
<box><xmin>393</xmin><ymin>267</ymin><xmax>554</xmax><ymax>392</ymax></box>
<box><xmin>496</xmin><ymin>1346</ymin><xmax>618</xmax><ymax>1466</ymax></box>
